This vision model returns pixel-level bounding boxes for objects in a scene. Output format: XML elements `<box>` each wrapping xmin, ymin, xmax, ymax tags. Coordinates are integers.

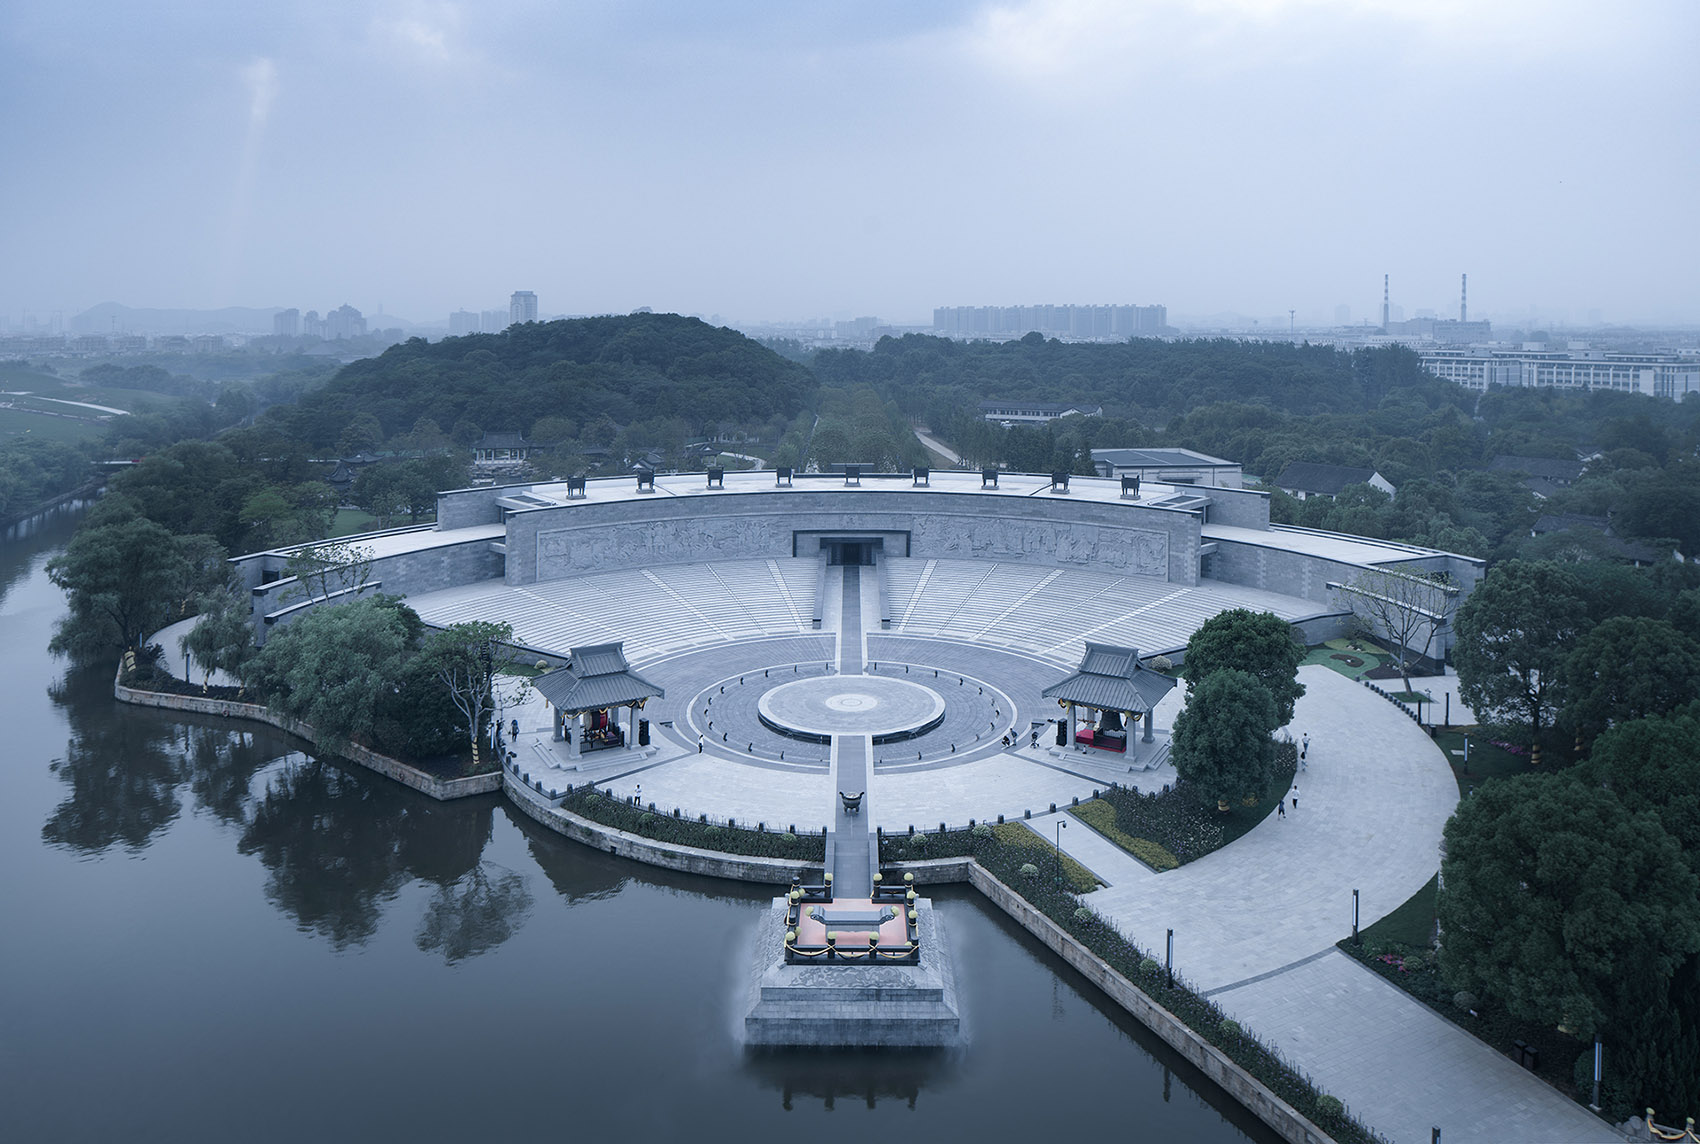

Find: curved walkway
<box><xmin>1032</xmin><ymin>667</ymin><xmax>1614</xmax><ymax>1144</ymax></box>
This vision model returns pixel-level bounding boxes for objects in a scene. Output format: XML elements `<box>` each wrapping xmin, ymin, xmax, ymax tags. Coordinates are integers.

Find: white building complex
<box><xmin>1420</xmin><ymin>347</ymin><xmax>1700</xmax><ymax>400</ymax></box>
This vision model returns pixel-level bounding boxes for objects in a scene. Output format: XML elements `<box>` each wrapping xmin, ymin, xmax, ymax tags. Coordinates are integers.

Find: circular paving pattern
<box><xmin>757</xmin><ymin>675</ymin><xmax>948</xmax><ymax>742</ymax></box>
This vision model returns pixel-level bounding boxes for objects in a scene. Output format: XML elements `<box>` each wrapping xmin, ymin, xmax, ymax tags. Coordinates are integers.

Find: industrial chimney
<box><xmin>1382</xmin><ymin>275</ymin><xmax>1390</xmax><ymax>329</ymax></box>
<box><xmin>1460</xmin><ymin>273</ymin><xmax>1468</xmax><ymax>323</ymax></box>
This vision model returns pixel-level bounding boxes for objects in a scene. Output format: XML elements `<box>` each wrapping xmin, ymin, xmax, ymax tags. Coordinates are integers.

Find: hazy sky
<box><xmin>4</xmin><ymin>0</ymin><xmax>1696</xmax><ymax>327</ymax></box>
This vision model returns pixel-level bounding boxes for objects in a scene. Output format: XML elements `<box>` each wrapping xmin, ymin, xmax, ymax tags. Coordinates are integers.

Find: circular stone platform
<box><xmin>757</xmin><ymin>676</ymin><xmax>948</xmax><ymax>743</ymax></box>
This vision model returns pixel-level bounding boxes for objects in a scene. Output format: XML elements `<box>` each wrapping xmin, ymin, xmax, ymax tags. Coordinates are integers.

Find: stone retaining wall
<box><xmin>113</xmin><ymin>675</ymin><xmax>1338</xmax><ymax>1143</ymax></box>
<box><xmin>112</xmin><ymin>680</ymin><xmax>501</xmax><ymax>801</ymax></box>
<box><xmin>967</xmin><ymin>863</ymin><xmax>1337</xmax><ymax>1144</ymax></box>
<box><xmin>501</xmin><ymin>775</ymin><xmax>809</xmax><ymax>883</ymax></box>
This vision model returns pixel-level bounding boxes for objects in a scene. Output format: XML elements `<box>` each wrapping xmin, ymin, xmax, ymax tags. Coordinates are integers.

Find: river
<box><xmin>0</xmin><ymin>506</ymin><xmax>1279</xmax><ymax>1143</ymax></box>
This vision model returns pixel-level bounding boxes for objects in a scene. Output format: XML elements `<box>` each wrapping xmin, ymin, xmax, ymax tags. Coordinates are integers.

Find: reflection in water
<box><xmin>43</xmin><ymin>667</ymin><xmax>186</xmax><ymax>853</ymax></box>
<box><xmin>415</xmin><ymin>863</ymin><xmax>533</xmax><ymax>963</ymax></box>
<box><xmin>746</xmin><ymin>1049</ymin><xmax>956</xmax><ymax>1112</ymax></box>
<box><xmin>42</xmin><ymin>651</ymin><xmax>534</xmax><ymax>961</ymax></box>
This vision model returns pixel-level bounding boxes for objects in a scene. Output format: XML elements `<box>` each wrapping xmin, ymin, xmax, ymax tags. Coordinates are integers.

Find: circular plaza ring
<box><xmin>756</xmin><ymin>676</ymin><xmax>947</xmax><ymax>743</ymax></box>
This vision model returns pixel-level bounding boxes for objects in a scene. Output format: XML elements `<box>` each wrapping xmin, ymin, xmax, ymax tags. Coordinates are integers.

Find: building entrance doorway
<box><xmin>823</xmin><ymin>538</ymin><xmax>880</xmax><ymax>566</ymax></box>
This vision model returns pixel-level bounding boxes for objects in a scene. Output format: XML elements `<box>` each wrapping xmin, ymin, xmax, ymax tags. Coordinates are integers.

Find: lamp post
<box><xmin>1166</xmin><ymin>928</ymin><xmax>1174</xmax><ymax>988</ymax></box>
<box><xmin>1055</xmin><ymin>819</ymin><xmax>1068</xmax><ymax>885</ymax></box>
<box><xmin>1353</xmin><ymin>888</ymin><xmax>1361</xmax><ymax>945</ymax></box>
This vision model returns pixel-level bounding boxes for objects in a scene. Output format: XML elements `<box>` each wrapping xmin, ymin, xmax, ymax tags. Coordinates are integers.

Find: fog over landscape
<box><xmin>3</xmin><ymin>0</ymin><xmax>1697</xmax><ymax>327</ymax></box>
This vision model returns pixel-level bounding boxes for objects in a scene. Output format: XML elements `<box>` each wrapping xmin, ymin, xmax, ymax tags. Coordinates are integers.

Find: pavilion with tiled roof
<box><xmin>535</xmin><ymin>641</ymin><xmax>664</xmax><ymax>758</ymax></box>
<box><xmin>1042</xmin><ymin>642</ymin><xmax>1176</xmax><ymax>753</ymax></box>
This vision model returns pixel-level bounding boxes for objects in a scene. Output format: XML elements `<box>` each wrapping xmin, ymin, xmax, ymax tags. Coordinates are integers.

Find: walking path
<box><xmin>1033</xmin><ymin>667</ymin><xmax>1615</xmax><ymax>1144</ymax></box>
<box><xmin>912</xmin><ymin>427</ymin><xmax>963</xmax><ymax>466</ymax></box>
<box><xmin>416</xmin><ymin>575</ymin><xmax>1612</xmax><ymax>1142</ymax></box>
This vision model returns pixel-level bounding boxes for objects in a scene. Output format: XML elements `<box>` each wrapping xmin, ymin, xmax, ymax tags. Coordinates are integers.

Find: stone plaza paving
<box><xmin>456</xmin><ymin>565</ymin><xmax>1613</xmax><ymax>1143</ymax></box>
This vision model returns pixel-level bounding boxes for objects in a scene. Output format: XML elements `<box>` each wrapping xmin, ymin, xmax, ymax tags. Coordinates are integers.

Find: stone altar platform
<box><xmin>744</xmin><ymin>897</ymin><xmax>960</xmax><ymax>1047</ymax></box>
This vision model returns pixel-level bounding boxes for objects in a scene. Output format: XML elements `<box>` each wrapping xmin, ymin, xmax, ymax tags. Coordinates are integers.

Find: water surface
<box><xmin>0</xmin><ymin>507</ymin><xmax>1278</xmax><ymax>1142</ymax></box>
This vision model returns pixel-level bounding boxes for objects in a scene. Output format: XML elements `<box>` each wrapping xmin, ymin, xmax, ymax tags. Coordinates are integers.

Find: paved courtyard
<box><xmin>445</xmin><ymin>564</ymin><xmax>1617</xmax><ymax>1143</ymax></box>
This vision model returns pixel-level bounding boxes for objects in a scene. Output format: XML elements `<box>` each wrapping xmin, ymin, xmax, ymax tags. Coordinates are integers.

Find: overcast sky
<box><xmin>4</xmin><ymin>0</ymin><xmax>1696</xmax><ymax>328</ymax></box>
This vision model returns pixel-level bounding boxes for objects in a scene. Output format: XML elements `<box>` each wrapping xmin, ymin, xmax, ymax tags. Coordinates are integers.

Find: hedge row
<box><xmin>561</xmin><ymin>787</ymin><xmax>827</xmax><ymax>863</ymax></box>
<box><xmin>888</xmin><ymin>826</ymin><xmax>1388</xmax><ymax>1144</ymax></box>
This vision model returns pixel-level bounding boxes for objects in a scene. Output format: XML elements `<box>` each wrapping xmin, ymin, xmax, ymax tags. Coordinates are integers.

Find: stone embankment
<box><xmin>114</xmin><ymin>677</ymin><xmax>1336</xmax><ymax>1144</ymax></box>
<box><xmin>114</xmin><ymin>679</ymin><xmax>500</xmax><ymax>801</ymax></box>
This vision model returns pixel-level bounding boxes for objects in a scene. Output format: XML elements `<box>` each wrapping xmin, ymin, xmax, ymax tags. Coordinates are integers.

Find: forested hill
<box><xmin>262</xmin><ymin>314</ymin><xmax>817</xmax><ymax>450</ymax></box>
<box><xmin>812</xmin><ymin>333</ymin><xmax>1449</xmax><ymax>427</ymax></box>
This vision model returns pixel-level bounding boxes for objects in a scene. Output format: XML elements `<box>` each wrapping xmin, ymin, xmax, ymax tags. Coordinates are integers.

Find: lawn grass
<box><xmin>990</xmin><ymin>822</ymin><xmax>1103</xmax><ymax>892</ymax></box>
<box><xmin>1070</xmin><ymin>799</ymin><xmax>1180</xmax><ymax>870</ymax></box>
<box><xmin>1431</xmin><ymin>728</ymin><xmax>1529</xmax><ymax>798</ymax></box>
<box><xmin>329</xmin><ymin>508</ymin><xmax>381</xmax><ymax>536</ymax></box>
<box><xmin>0</xmin><ymin>406</ymin><xmax>107</xmax><ymax>444</ymax></box>
<box><xmin>1357</xmin><ymin>873</ymin><xmax>1438</xmax><ymax>947</ymax></box>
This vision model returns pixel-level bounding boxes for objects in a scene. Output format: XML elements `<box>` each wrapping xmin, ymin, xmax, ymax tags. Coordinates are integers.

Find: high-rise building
<box><xmin>481</xmin><ymin>309</ymin><xmax>508</xmax><ymax>333</ymax></box>
<box><xmin>325</xmin><ymin>304</ymin><xmax>366</xmax><ymax>340</ymax></box>
<box><xmin>449</xmin><ymin>310</ymin><xmax>480</xmax><ymax>337</ymax></box>
<box><xmin>510</xmin><ymin>291</ymin><xmax>538</xmax><ymax>326</ymax></box>
<box><xmin>274</xmin><ymin>308</ymin><xmax>300</xmax><ymax>337</ymax></box>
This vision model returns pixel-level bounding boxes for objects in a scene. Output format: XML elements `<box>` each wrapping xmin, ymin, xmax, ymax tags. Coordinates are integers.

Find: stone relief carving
<box><xmin>908</xmin><ymin>515</ymin><xmax>1167</xmax><ymax>576</ymax></box>
<box><xmin>532</xmin><ymin>509</ymin><xmax>1170</xmax><ymax>580</ymax></box>
<box><xmin>537</xmin><ymin>515</ymin><xmax>795</xmax><ymax>577</ymax></box>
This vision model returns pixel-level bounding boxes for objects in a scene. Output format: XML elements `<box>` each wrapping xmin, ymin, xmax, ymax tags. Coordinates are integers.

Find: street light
<box><xmin>1055</xmin><ymin>819</ymin><xmax>1068</xmax><ymax>884</ymax></box>
<box><xmin>1353</xmin><ymin>888</ymin><xmax>1361</xmax><ymax>945</ymax></box>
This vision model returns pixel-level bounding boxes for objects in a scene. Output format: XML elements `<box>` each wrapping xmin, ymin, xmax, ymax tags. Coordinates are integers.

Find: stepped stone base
<box><xmin>743</xmin><ymin>898</ymin><xmax>961</xmax><ymax>1047</ymax></box>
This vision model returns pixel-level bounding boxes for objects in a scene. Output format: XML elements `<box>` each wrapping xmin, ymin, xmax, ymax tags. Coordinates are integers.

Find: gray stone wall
<box><xmin>247</xmin><ymin>536</ymin><xmax>503</xmax><ymax>634</ymax></box>
<box><xmin>435</xmin><ymin>484</ymin><xmax>517</xmax><ymax>529</ymax></box>
<box><xmin>1200</xmin><ymin>485</ymin><xmax>1272</xmax><ymax>529</ymax></box>
<box><xmin>505</xmin><ymin>491</ymin><xmax>1200</xmax><ymax>587</ymax></box>
<box><xmin>1208</xmin><ymin>539</ymin><xmax>1481</xmax><ymax>657</ymax></box>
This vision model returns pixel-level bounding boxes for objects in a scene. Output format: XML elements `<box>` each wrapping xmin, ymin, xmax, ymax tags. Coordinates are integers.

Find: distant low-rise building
<box><xmin>1531</xmin><ymin>512</ymin><xmax>1667</xmax><ymax>566</ymax></box>
<box><xmin>1421</xmin><ymin>347</ymin><xmax>1700</xmax><ymax>400</ymax></box>
<box><xmin>1275</xmin><ymin>462</ymin><xmax>1395</xmax><ymax>501</ymax></box>
<box><xmin>472</xmin><ymin>431</ymin><xmax>537</xmax><ymax>470</ymax></box>
<box><xmin>1488</xmin><ymin>454</ymin><xmax>1585</xmax><ymax>500</ymax></box>
<box><xmin>1091</xmin><ymin>448</ymin><xmax>1242</xmax><ymax>488</ymax></box>
<box><xmin>978</xmin><ymin>400</ymin><xmax>1102</xmax><ymax>425</ymax></box>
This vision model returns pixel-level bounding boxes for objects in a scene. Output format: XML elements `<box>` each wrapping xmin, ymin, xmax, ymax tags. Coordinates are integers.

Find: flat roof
<box><xmin>251</xmin><ymin>522</ymin><xmax>506</xmax><ymax>562</ymax></box>
<box><xmin>471</xmin><ymin>467</ymin><xmax>1220</xmax><ymax>514</ymax></box>
<box><xmin>1205</xmin><ymin>523</ymin><xmax>1476</xmax><ymax>567</ymax></box>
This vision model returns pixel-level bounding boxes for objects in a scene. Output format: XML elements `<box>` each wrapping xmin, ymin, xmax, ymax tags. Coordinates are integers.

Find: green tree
<box><xmin>420</xmin><ymin>621</ymin><xmax>528</xmax><ymax>770</ymax></box>
<box><xmin>1582</xmin><ymin>704</ymin><xmax>1700</xmax><ymax>862</ymax></box>
<box><xmin>1452</xmin><ymin>560</ymin><xmax>1586</xmax><ymax>763</ymax></box>
<box><xmin>1181</xmin><ymin>609</ymin><xmax>1306</xmax><ymax>725</ymax></box>
<box><xmin>1437</xmin><ymin>772</ymin><xmax>1700</xmax><ymax>1043</ymax></box>
<box><xmin>246</xmin><ymin>597</ymin><xmax>415</xmax><ymax>753</ymax></box>
<box><xmin>1169</xmin><ymin>669</ymin><xmax>1281</xmax><ymax>807</ymax></box>
<box><xmin>282</xmin><ymin>539</ymin><xmax>375</xmax><ymax>604</ymax></box>
<box><xmin>178</xmin><ymin>586</ymin><xmax>256</xmax><ymax>689</ymax></box>
<box><xmin>46</xmin><ymin>498</ymin><xmax>227</xmax><ymax>661</ymax></box>
<box><xmin>1560</xmin><ymin>617</ymin><xmax>1700</xmax><ymax>744</ymax></box>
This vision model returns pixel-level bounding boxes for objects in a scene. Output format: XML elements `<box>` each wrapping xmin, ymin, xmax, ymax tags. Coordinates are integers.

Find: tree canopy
<box><xmin>46</xmin><ymin>496</ymin><xmax>227</xmax><ymax>660</ymax></box>
<box><xmin>1169</xmin><ymin>669</ymin><xmax>1282</xmax><ymax>805</ymax></box>
<box><xmin>1181</xmin><ymin>609</ymin><xmax>1306</xmax><ymax>725</ymax></box>
<box><xmin>1452</xmin><ymin>560</ymin><xmax>1586</xmax><ymax>758</ymax></box>
<box><xmin>1437</xmin><ymin>771</ymin><xmax>1700</xmax><ymax>1043</ymax></box>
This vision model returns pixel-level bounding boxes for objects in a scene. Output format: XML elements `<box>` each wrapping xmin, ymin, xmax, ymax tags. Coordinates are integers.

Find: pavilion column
<box><xmin>1143</xmin><ymin>706</ymin><xmax>1155</xmax><ymax>743</ymax></box>
<box><xmin>625</xmin><ymin>704</ymin><xmax>637</xmax><ymax>752</ymax></box>
<box><xmin>553</xmin><ymin>707</ymin><xmax>564</xmax><ymax>742</ymax></box>
<box><xmin>568</xmin><ymin>712</ymin><xmax>582</xmax><ymax>760</ymax></box>
<box><xmin>1066</xmin><ymin>703</ymin><xmax>1078</xmax><ymax>748</ymax></box>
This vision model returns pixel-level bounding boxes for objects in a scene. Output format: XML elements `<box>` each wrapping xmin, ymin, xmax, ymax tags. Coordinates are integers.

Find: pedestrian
<box><xmin>1300</xmin><ymin>743</ymin><xmax>1308</xmax><ymax>771</ymax></box>
<box><xmin>1277</xmin><ymin>800</ymin><xmax>1286</xmax><ymax>819</ymax></box>
<box><xmin>698</xmin><ymin>736</ymin><xmax>704</xmax><ymax>754</ymax></box>
<box><xmin>1291</xmin><ymin>785</ymin><xmax>1299</xmax><ymax>812</ymax></box>
<box><xmin>1302</xmin><ymin>732</ymin><xmax>1310</xmax><ymax>756</ymax></box>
